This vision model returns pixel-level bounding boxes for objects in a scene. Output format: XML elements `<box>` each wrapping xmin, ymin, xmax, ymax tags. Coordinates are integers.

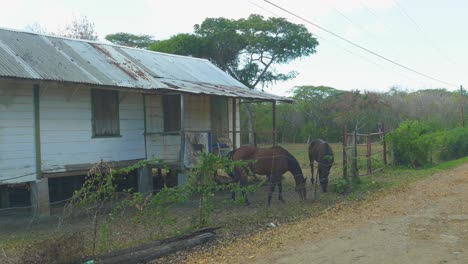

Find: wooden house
<box><xmin>0</xmin><ymin>28</ymin><xmax>291</xmax><ymax>216</ymax></box>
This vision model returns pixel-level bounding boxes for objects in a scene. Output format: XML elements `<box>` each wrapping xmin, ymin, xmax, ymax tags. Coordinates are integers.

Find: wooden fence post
<box><xmin>351</xmin><ymin>130</ymin><xmax>358</xmax><ymax>181</ymax></box>
<box><xmin>367</xmin><ymin>133</ymin><xmax>372</xmax><ymax>175</ymax></box>
<box><xmin>383</xmin><ymin>123</ymin><xmax>387</xmax><ymax>166</ymax></box>
<box><xmin>342</xmin><ymin>126</ymin><xmax>348</xmax><ymax>179</ymax></box>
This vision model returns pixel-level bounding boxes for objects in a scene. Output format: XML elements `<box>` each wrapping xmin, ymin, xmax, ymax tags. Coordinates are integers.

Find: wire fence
<box><xmin>0</xmin><ymin>143</ymin><xmax>352</xmax><ymax>263</ymax></box>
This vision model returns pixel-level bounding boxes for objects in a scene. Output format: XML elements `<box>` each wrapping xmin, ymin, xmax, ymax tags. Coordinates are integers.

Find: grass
<box><xmin>1</xmin><ymin>144</ymin><xmax>467</xmax><ymax>263</ymax></box>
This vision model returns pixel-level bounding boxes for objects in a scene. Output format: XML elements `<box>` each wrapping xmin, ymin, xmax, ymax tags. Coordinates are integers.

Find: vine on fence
<box><xmin>64</xmin><ymin>154</ymin><xmax>254</xmax><ymax>255</ymax></box>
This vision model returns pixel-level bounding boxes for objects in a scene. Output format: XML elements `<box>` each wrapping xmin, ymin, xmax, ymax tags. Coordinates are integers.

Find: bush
<box><xmin>437</xmin><ymin>128</ymin><xmax>468</xmax><ymax>161</ymax></box>
<box><xmin>387</xmin><ymin>120</ymin><xmax>433</xmax><ymax>167</ymax></box>
<box><xmin>330</xmin><ymin>178</ymin><xmax>350</xmax><ymax>194</ymax></box>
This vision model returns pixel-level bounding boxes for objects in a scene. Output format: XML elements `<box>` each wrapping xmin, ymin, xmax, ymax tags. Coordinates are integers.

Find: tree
<box><xmin>105</xmin><ymin>32</ymin><xmax>155</xmax><ymax>48</ymax></box>
<box><xmin>150</xmin><ymin>14</ymin><xmax>318</xmax><ymax>144</ymax></box>
<box><xmin>292</xmin><ymin>86</ymin><xmax>343</xmax><ymax>140</ymax></box>
<box><xmin>62</xmin><ymin>16</ymin><xmax>98</xmax><ymax>40</ymax></box>
<box><xmin>150</xmin><ymin>33</ymin><xmax>204</xmax><ymax>55</ymax></box>
<box><xmin>151</xmin><ymin>15</ymin><xmax>318</xmax><ymax>89</ymax></box>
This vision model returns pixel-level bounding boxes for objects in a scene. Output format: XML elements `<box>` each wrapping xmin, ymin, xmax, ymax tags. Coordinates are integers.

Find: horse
<box><xmin>228</xmin><ymin>146</ymin><xmax>307</xmax><ymax>206</ymax></box>
<box><xmin>308</xmin><ymin>139</ymin><xmax>334</xmax><ymax>193</ymax></box>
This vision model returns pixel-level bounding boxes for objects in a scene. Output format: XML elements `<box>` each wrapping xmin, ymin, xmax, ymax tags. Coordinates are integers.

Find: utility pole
<box><xmin>461</xmin><ymin>85</ymin><xmax>465</xmax><ymax>128</ymax></box>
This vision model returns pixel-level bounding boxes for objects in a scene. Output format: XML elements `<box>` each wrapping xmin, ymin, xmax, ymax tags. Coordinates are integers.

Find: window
<box><xmin>163</xmin><ymin>95</ymin><xmax>181</xmax><ymax>132</ymax></box>
<box><xmin>91</xmin><ymin>89</ymin><xmax>120</xmax><ymax>137</ymax></box>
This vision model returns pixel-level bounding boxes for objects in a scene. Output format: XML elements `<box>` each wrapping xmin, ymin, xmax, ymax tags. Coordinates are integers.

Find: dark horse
<box><xmin>228</xmin><ymin>146</ymin><xmax>306</xmax><ymax>206</ymax></box>
<box><xmin>308</xmin><ymin>139</ymin><xmax>334</xmax><ymax>193</ymax></box>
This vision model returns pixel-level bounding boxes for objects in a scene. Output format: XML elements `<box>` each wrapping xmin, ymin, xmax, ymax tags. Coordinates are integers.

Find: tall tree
<box><xmin>151</xmin><ymin>15</ymin><xmax>318</xmax><ymax>89</ymax></box>
<box><xmin>105</xmin><ymin>32</ymin><xmax>155</xmax><ymax>48</ymax></box>
<box><xmin>150</xmin><ymin>14</ymin><xmax>318</xmax><ymax>143</ymax></box>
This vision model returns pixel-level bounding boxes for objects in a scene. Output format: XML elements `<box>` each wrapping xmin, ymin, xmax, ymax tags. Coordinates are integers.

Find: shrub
<box><xmin>387</xmin><ymin>120</ymin><xmax>433</xmax><ymax>167</ymax></box>
<box><xmin>437</xmin><ymin>128</ymin><xmax>468</xmax><ymax>161</ymax></box>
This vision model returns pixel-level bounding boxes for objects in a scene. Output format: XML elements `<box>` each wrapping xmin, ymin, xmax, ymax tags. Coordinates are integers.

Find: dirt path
<box><xmin>187</xmin><ymin>163</ymin><xmax>468</xmax><ymax>264</ymax></box>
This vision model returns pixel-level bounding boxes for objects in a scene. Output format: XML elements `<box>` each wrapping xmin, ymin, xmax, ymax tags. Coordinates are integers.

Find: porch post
<box><xmin>178</xmin><ymin>94</ymin><xmax>187</xmax><ymax>185</ymax></box>
<box><xmin>272</xmin><ymin>100</ymin><xmax>277</xmax><ymax>146</ymax></box>
<box><xmin>232</xmin><ymin>98</ymin><xmax>237</xmax><ymax>149</ymax></box>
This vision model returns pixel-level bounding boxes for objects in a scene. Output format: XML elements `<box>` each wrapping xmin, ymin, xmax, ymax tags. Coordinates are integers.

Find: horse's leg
<box><xmin>239</xmin><ymin>173</ymin><xmax>250</xmax><ymax>205</ymax></box>
<box><xmin>278</xmin><ymin>178</ymin><xmax>285</xmax><ymax>203</ymax></box>
<box><xmin>310</xmin><ymin>162</ymin><xmax>315</xmax><ymax>186</ymax></box>
<box><xmin>267</xmin><ymin>176</ymin><xmax>276</xmax><ymax>206</ymax></box>
<box><xmin>231</xmin><ymin>168</ymin><xmax>239</xmax><ymax>201</ymax></box>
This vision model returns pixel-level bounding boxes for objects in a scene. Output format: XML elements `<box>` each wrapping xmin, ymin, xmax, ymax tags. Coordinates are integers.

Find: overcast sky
<box><xmin>0</xmin><ymin>0</ymin><xmax>465</xmax><ymax>96</ymax></box>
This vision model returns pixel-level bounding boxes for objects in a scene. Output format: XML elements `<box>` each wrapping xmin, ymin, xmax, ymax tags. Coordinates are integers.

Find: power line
<box><xmin>262</xmin><ymin>0</ymin><xmax>458</xmax><ymax>88</ymax></box>
<box><xmin>392</xmin><ymin>0</ymin><xmax>458</xmax><ymax>67</ymax></box>
<box><xmin>248</xmin><ymin>0</ymin><xmax>418</xmax><ymax>86</ymax></box>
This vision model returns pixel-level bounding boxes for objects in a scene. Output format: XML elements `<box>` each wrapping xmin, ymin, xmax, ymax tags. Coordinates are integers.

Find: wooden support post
<box><xmin>30</xmin><ymin>179</ymin><xmax>50</xmax><ymax>217</ymax></box>
<box><xmin>383</xmin><ymin>123</ymin><xmax>387</xmax><ymax>166</ymax></box>
<box><xmin>178</xmin><ymin>94</ymin><xmax>187</xmax><ymax>185</ymax></box>
<box><xmin>342</xmin><ymin>126</ymin><xmax>348</xmax><ymax>179</ymax></box>
<box><xmin>0</xmin><ymin>185</ymin><xmax>9</xmax><ymax>208</ymax></box>
<box><xmin>461</xmin><ymin>85</ymin><xmax>465</xmax><ymax>128</ymax></box>
<box><xmin>253</xmin><ymin>132</ymin><xmax>257</xmax><ymax>147</ymax></box>
<box><xmin>351</xmin><ymin>130</ymin><xmax>358</xmax><ymax>181</ymax></box>
<box><xmin>138</xmin><ymin>166</ymin><xmax>153</xmax><ymax>196</ymax></box>
<box><xmin>367</xmin><ymin>133</ymin><xmax>372</xmax><ymax>175</ymax></box>
<box><xmin>232</xmin><ymin>98</ymin><xmax>237</xmax><ymax>149</ymax></box>
<box><xmin>272</xmin><ymin>101</ymin><xmax>277</xmax><ymax>146</ymax></box>
<box><xmin>33</xmin><ymin>84</ymin><xmax>42</xmax><ymax>179</ymax></box>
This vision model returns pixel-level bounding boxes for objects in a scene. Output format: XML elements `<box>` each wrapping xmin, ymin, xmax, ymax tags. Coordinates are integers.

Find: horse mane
<box><xmin>283</xmin><ymin>148</ymin><xmax>304</xmax><ymax>178</ymax></box>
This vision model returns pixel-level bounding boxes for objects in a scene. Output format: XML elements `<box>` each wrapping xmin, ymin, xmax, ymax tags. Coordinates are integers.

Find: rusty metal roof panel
<box><xmin>0</xmin><ymin>28</ymin><xmax>291</xmax><ymax>102</ymax></box>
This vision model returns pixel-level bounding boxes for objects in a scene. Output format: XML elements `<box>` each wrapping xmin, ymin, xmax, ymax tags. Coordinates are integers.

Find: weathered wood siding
<box><xmin>0</xmin><ymin>82</ymin><xmax>36</xmax><ymax>184</ymax></box>
<box><xmin>40</xmin><ymin>84</ymin><xmax>145</xmax><ymax>173</ymax></box>
<box><xmin>185</xmin><ymin>95</ymin><xmax>211</xmax><ymax>131</ymax></box>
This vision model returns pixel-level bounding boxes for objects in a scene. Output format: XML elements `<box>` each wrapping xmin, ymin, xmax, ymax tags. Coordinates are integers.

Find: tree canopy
<box><xmin>105</xmin><ymin>33</ymin><xmax>155</xmax><ymax>48</ymax></box>
<box><xmin>149</xmin><ymin>14</ymin><xmax>318</xmax><ymax>89</ymax></box>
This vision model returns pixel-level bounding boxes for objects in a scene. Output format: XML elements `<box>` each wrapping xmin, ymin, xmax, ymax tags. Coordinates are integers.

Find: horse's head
<box><xmin>295</xmin><ymin>176</ymin><xmax>307</xmax><ymax>200</ymax></box>
<box><xmin>318</xmin><ymin>155</ymin><xmax>334</xmax><ymax>192</ymax></box>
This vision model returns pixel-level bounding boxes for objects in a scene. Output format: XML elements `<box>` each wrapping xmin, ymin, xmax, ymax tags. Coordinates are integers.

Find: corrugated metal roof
<box><xmin>0</xmin><ymin>28</ymin><xmax>292</xmax><ymax>102</ymax></box>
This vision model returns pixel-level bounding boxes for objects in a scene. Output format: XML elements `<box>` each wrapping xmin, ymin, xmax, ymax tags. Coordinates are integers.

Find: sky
<box><xmin>0</xmin><ymin>0</ymin><xmax>466</xmax><ymax>96</ymax></box>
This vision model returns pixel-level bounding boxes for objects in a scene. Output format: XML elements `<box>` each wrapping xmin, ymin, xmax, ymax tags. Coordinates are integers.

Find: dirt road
<box><xmin>187</xmin><ymin>163</ymin><xmax>468</xmax><ymax>264</ymax></box>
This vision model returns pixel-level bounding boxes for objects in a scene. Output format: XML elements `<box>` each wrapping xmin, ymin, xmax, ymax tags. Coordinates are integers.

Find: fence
<box><xmin>342</xmin><ymin>125</ymin><xmax>387</xmax><ymax>180</ymax></box>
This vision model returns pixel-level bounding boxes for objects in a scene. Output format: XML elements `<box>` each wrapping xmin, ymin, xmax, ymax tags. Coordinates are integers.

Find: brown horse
<box><xmin>229</xmin><ymin>146</ymin><xmax>307</xmax><ymax>206</ymax></box>
<box><xmin>308</xmin><ymin>139</ymin><xmax>334</xmax><ymax>193</ymax></box>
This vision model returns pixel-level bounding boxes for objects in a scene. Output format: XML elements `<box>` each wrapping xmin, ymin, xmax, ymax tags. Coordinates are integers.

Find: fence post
<box><xmin>253</xmin><ymin>132</ymin><xmax>257</xmax><ymax>147</ymax></box>
<box><xmin>351</xmin><ymin>130</ymin><xmax>358</xmax><ymax>181</ymax></box>
<box><xmin>382</xmin><ymin>124</ymin><xmax>387</xmax><ymax>166</ymax></box>
<box><xmin>367</xmin><ymin>133</ymin><xmax>372</xmax><ymax>175</ymax></box>
<box><xmin>342</xmin><ymin>126</ymin><xmax>348</xmax><ymax>180</ymax></box>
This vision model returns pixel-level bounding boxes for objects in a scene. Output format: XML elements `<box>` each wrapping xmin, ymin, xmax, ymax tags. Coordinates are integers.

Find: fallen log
<box><xmin>88</xmin><ymin>227</ymin><xmax>219</xmax><ymax>264</ymax></box>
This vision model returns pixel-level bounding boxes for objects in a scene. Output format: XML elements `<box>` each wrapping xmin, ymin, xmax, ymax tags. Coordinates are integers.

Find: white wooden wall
<box><xmin>40</xmin><ymin>84</ymin><xmax>146</xmax><ymax>173</ymax></box>
<box><xmin>0</xmin><ymin>80</ymin><xmax>242</xmax><ymax>184</ymax></box>
<box><xmin>0</xmin><ymin>82</ymin><xmax>36</xmax><ymax>184</ymax></box>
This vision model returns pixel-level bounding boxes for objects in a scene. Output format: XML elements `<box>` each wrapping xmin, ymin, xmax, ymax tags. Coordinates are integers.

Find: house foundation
<box><xmin>0</xmin><ymin>185</ymin><xmax>9</xmax><ymax>208</ymax></box>
<box><xmin>30</xmin><ymin>179</ymin><xmax>50</xmax><ymax>217</ymax></box>
<box><xmin>138</xmin><ymin>166</ymin><xmax>153</xmax><ymax>196</ymax></box>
